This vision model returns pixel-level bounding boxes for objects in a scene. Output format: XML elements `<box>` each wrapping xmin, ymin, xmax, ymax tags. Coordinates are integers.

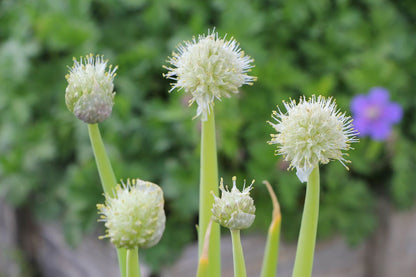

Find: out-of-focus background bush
<box><xmin>1</xmin><ymin>0</ymin><xmax>415</xmax><ymax>273</ymax></box>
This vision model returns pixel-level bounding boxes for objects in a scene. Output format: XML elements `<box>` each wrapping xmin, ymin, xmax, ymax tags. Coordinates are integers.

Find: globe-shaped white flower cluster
<box><xmin>268</xmin><ymin>95</ymin><xmax>358</xmax><ymax>182</ymax></box>
<box><xmin>164</xmin><ymin>29</ymin><xmax>256</xmax><ymax>120</ymax></box>
<box><xmin>65</xmin><ymin>54</ymin><xmax>117</xmax><ymax>124</ymax></box>
<box><xmin>97</xmin><ymin>179</ymin><xmax>166</xmax><ymax>249</ymax></box>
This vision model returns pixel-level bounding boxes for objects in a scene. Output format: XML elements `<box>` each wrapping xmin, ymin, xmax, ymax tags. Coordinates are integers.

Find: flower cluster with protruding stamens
<box><xmin>97</xmin><ymin>178</ymin><xmax>166</xmax><ymax>249</ymax></box>
<box><xmin>65</xmin><ymin>54</ymin><xmax>117</xmax><ymax>124</ymax></box>
<box><xmin>268</xmin><ymin>95</ymin><xmax>358</xmax><ymax>182</ymax></box>
<box><xmin>164</xmin><ymin>29</ymin><xmax>257</xmax><ymax>120</ymax></box>
<box><xmin>211</xmin><ymin>176</ymin><xmax>256</xmax><ymax>230</ymax></box>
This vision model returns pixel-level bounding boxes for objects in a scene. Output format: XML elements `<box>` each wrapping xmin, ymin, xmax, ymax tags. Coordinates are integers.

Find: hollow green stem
<box><xmin>292</xmin><ymin>166</ymin><xmax>320</xmax><ymax>277</ymax></box>
<box><xmin>87</xmin><ymin>123</ymin><xmax>126</xmax><ymax>277</ymax></box>
<box><xmin>199</xmin><ymin>111</ymin><xmax>221</xmax><ymax>277</ymax></box>
<box><xmin>126</xmin><ymin>248</ymin><xmax>141</xmax><ymax>277</ymax></box>
<box><xmin>260</xmin><ymin>181</ymin><xmax>281</xmax><ymax>277</ymax></box>
<box><xmin>230</xmin><ymin>229</ymin><xmax>247</xmax><ymax>277</ymax></box>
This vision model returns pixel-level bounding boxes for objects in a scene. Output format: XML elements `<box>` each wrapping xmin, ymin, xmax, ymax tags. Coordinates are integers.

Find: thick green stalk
<box><xmin>87</xmin><ymin>123</ymin><xmax>126</xmax><ymax>277</ymax></box>
<box><xmin>199</xmin><ymin>111</ymin><xmax>221</xmax><ymax>277</ymax></box>
<box><xmin>260</xmin><ymin>181</ymin><xmax>281</xmax><ymax>277</ymax></box>
<box><xmin>292</xmin><ymin>166</ymin><xmax>320</xmax><ymax>277</ymax></box>
<box><xmin>230</xmin><ymin>229</ymin><xmax>247</xmax><ymax>277</ymax></box>
<box><xmin>126</xmin><ymin>248</ymin><xmax>141</xmax><ymax>277</ymax></box>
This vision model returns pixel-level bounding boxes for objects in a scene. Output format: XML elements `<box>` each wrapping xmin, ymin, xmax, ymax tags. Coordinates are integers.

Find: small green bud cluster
<box><xmin>211</xmin><ymin>176</ymin><xmax>256</xmax><ymax>230</ymax></box>
<box><xmin>97</xmin><ymin>178</ymin><xmax>166</xmax><ymax>249</ymax></box>
<box><xmin>65</xmin><ymin>54</ymin><xmax>117</xmax><ymax>124</ymax></box>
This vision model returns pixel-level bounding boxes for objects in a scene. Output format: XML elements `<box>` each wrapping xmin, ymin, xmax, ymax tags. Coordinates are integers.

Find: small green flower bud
<box><xmin>97</xmin><ymin>178</ymin><xmax>166</xmax><ymax>249</ymax></box>
<box><xmin>65</xmin><ymin>54</ymin><xmax>117</xmax><ymax>124</ymax></box>
<box><xmin>211</xmin><ymin>176</ymin><xmax>255</xmax><ymax>230</ymax></box>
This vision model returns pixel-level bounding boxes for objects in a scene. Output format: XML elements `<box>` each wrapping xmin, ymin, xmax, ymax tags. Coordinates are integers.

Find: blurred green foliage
<box><xmin>1</xmin><ymin>0</ymin><xmax>416</xmax><ymax>272</ymax></box>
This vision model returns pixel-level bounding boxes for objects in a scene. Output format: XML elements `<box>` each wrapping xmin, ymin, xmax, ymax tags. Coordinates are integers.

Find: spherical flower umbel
<box><xmin>164</xmin><ymin>29</ymin><xmax>257</xmax><ymax>120</ymax></box>
<box><xmin>211</xmin><ymin>176</ymin><xmax>256</xmax><ymax>230</ymax></box>
<box><xmin>268</xmin><ymin>95</ymin><xmax>358</xmax><ymax>183</ymax></box>
<box><xmin>97</xmin><ymin>179</ymin><xmax>166</xmax><ymax>249</ymax></box>
<box><xmin>350</xmin><ymin>87</ymin><xmax>403</xmax><ymax>141</ymax></box>
<box><xmin>65</xmin><ymin>54</ymin><xmax>117</xmax><ymax>124</ymax></box>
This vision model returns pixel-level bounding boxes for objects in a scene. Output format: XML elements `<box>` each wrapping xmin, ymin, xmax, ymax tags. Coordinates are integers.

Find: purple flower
<box><xmin>350</xmin><ymin>87</ymin><xmax>403</xmax><ymax>141</ymax></box>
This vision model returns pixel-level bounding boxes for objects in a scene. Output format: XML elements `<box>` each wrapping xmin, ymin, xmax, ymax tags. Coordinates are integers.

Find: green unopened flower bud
<box><xmin>211</xmin><ymin>176</ymin><xmax>255</xmax><ymax>230</ymax></box>
<box><xmin>65</xmin><ymin>54</ymin><xmax>117</xmax><ymax>124</ymax></box>
<box><xmin>97</xmin><ymin>178</ymin><xmax>166</xmax><ymax>249</ymax></box>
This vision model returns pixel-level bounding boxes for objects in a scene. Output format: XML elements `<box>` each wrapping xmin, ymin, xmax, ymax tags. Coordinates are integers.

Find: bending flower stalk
<box><xmin>88</xmin><ymin>123</ymin><xmax>127</xmax><ymax>277</ymax></box>
<box><xmin>88</xmin><ymin>124</ymin><xmax>117</xmax><ymax>196</ymax></box>
<box><xmin>65</xmin><ymin>54</ymin><xmax>127</xmax><ymax>276</ymax></box>
<box><xmin>260</xmin><ymin>181</ymin><xmax>281</xmax><ymax>277</ymax></box>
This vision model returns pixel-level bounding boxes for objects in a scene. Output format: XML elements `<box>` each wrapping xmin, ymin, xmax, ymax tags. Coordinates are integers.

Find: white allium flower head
<box><xmin>65</xmin><ymin>54</ymin><xmax>117</xmax><ymax>124</ymax></box>
<box><xmin>211</xmin><ymin>176</ymin><xmax>256</xmax><ymax>230</ymax></box>
<box><xmin>97</xmin><ymin>178</ymin><xmax>166</xmax><ymax>249</ymax></box>
<box><xmin>268</xmin><ymin>95</ymin><xmax>358</xmax><ymax>183</ymax></box>
<box><xmin>164</xmin><ymin>28</ymin><xmax>257</xmax><ymax>120</ymax></box>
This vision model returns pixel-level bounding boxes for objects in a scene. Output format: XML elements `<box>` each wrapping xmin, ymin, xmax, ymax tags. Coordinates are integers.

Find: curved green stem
<box><xmin>126</xmin><ymin>248</ymin><xmax>141</xmax><ymax>277</ymax></box>
<box><xmin>87</xmin><ymin>124</ymin><xmax>117</xmax><ymax>196</ymax></box>
<box><xmin>230</xmin><ymin>229</ymin><xmax>246</xmax><ymax>277</ymax></box>
<box><xmin>260</xmin><ymin>181</ymin><xmax>281</xmax><ymax>277</ymax></box>
<box><xmin>199</xmin><ymin>111</ymin><xmax>221</xmax><ymax>277</ymax></box>
<box><xmin>87</xmin><ymin>123</ymin><xmax>126</xmax><ymax>277</ymax></box>
<box><xmin>292</xmin><ymin>166</ymin><xmax>320</xmax><ymax>277</ymax></box>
